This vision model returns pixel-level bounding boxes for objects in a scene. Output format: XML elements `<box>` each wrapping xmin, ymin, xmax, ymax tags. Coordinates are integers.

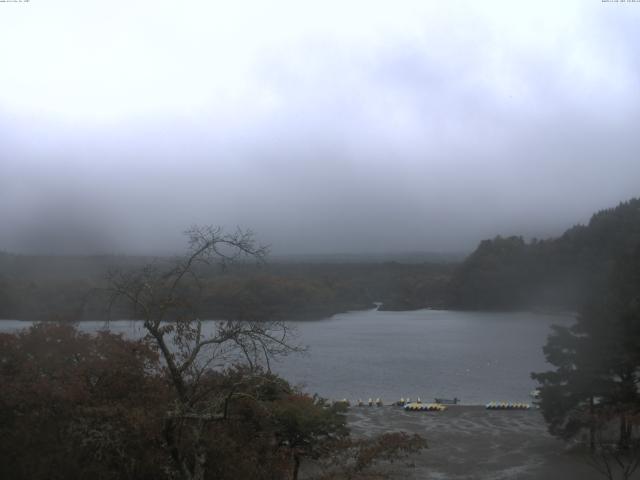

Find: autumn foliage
<box><xmin>0</xmin><ymin>323</ymin><xmax>425</xmax><ymax>480</ymax></box>
<box><xmin>0</xmin><ymin>323</ymin><xmax>167</xmax><ymax>480</ymax></box>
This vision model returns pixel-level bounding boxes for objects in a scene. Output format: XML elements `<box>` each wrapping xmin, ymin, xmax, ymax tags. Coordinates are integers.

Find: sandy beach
<box><xmin>345</xmin><ymin>406</ymin><xmax>613</xmax><ymax>480</ymax></box>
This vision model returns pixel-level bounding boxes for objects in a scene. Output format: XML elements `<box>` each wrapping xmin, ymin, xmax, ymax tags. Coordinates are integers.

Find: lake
<box><xmin>0</xmin><ymin>309</ymin><xmax>572</xmax><ymax>405</ymax></box>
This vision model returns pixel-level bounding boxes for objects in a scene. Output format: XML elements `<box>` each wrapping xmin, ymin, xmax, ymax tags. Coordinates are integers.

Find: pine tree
<box><xmin>532</xmin><ymin>245</ymin><xmax>640</xmax><ymax>449</ymax></box>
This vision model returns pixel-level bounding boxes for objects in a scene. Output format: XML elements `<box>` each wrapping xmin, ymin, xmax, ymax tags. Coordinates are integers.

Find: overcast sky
<box><xmin>1</xmin><ymin>1</ymin><xmax>639</xmax><ymax>255</ymax></box>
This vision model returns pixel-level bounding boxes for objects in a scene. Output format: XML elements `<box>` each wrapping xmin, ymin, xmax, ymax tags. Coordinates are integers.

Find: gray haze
<box><xmin>1</xmin><ymin>1</ymin><xmax>639</xmax><ymax>255</ymax></box>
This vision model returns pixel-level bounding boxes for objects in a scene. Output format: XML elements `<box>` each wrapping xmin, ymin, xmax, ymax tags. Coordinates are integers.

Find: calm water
<box><xmin>0</xmin><ymin>309</ymin><xmax>572</xmax><ymax>405</ymax></box>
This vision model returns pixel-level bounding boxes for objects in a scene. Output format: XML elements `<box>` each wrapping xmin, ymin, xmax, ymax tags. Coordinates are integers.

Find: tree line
<box><xmin>450</xmin><ymin>198</ymin><xmax>640</xmax><ymax>311</ymax></box>
<box><xmin>0</xmin><ymin>252</ymin><xmax>453</xmax><ymax>322</ymax></box>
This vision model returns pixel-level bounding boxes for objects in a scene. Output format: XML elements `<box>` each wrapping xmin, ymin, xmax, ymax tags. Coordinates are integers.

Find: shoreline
<box><xmin>337</xmin><ymin>405</ymin><xmax>603</xmax><ymax>479</ymax></box>
<box><xmin>0</xmin><ymin>306</ymin><xmax>577</xmax><ymax>323</ymax></box>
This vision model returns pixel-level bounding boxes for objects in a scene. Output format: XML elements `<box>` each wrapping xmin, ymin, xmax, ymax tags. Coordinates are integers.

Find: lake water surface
<box><xmin>0</xmin><ymin>309</ymin><xmax>572</xmax><ymax>405</ymax></box>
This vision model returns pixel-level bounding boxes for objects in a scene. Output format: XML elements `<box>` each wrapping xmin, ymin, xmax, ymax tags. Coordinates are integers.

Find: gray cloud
<box><xmin>0</xmin><ymin>1</ymin><xmax>638</xmax><ymax>255</ymax></box>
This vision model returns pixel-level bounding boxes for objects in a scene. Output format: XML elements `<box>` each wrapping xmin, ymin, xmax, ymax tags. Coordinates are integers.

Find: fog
<box><xmin>1</xmin><ymin>1</ymin><xmax>639</xmax><ymax>255</ymax></box>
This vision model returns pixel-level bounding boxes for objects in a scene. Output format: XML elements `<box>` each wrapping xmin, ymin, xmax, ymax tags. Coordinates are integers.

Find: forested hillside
<box><xmin>450</xmin><ymin>198</ymin><xmax>640</xmax><ymax>310</ymax></box>
<box><xmin>0</xmin><ymin>254</ymin><xmax>453</xmax><ymax>321</ymax></box>
<box><xmin>3</xmin><ymin>198</ymin><xmax>639</xmax><ymax>319</ymax></box>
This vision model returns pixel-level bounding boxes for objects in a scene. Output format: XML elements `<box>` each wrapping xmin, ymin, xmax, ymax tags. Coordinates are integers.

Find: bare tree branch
<box><xmin>103</xmin><ymin>225</ymin><xmax>297</xmax><ymax>480</ymax></box>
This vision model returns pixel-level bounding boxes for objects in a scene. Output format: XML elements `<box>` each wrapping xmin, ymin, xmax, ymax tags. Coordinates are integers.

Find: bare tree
<box><xmin>106</xmin><ymin>226</ymin><xmax>301</xmax><ymax>480</ymax></box>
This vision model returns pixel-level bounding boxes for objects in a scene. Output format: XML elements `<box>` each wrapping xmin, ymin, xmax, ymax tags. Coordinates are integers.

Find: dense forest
<box><xmin>0</xmin><ymin>253</ymin><xmax>453</xmax><ymax>321</ymax></box>
<box><xmin>449</xmin><ymin>198</ymin><xmax>640</xmax><ymax>311</ymax></box>
<box><xmin>1</xmin><ymin>198</ymin><xmax>640</xmax><ymax>320</ymax></box>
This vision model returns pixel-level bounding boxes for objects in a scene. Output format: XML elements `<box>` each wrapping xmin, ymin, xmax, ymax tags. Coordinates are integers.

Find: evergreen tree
<box><xmin>532</xmin><ymin>246</ymin><xmax>640</xmax><ymax>449</ymax></box>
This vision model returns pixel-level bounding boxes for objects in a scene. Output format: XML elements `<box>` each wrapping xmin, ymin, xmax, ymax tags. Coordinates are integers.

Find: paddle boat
<box><xmin>404</xmin><ymin>402</ymin><xmax>446</xmax><ymax>412</ymax></box>
<box><xmin>485</xmin><ymin>401</ymin><xmax>530</xmax><ymax>410</ymax></box>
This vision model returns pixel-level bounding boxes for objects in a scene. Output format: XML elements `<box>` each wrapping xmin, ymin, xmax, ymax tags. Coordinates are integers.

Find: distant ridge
<box><xmin>270</xmin><ymin>251</ymin><xmax>466</xmax><ymax>264</ymax></box>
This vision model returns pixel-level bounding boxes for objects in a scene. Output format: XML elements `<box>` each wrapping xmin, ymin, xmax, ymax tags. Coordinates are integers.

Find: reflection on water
<box><xmin>0</xmin><ymin>309</ymin><xmax>572</xmax><ymax>404</ymax></box>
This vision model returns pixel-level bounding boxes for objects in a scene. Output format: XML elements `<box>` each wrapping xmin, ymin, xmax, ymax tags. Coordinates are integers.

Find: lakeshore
<box><xmin>339</xmin><ymin>406</ymin><xmax>605</xmax><ymax>480</ymax></box>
